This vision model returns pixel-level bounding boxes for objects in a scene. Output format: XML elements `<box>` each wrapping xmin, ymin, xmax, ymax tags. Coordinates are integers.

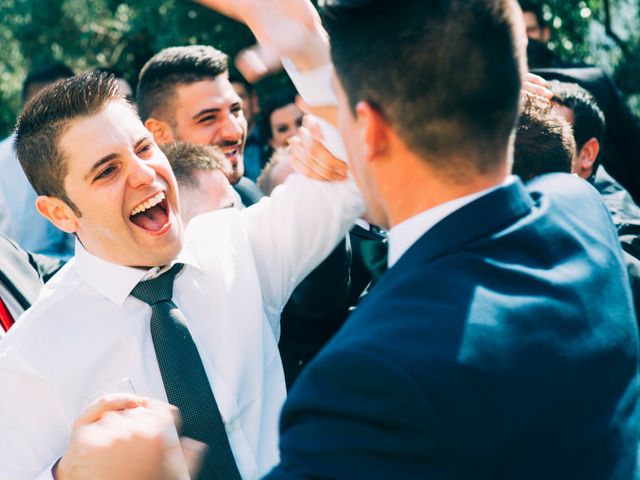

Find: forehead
<box><xmin>59</xmin><ymin>101</ymin><xmax>149</xmax><ymax>170</ymax></box>
<box><xmin>173</xmin><ymin>78</ymin><xmax>241</xmax><ymax>113</ymax></box>
<box><xmin>551</xmin><ymin>101</ymin><xmax>575</xmax><ymax>125</ymax></box>
<box><xmin>270</xmin><ymin>103</ymin><xmax>302</xmax><ymax>124</ymax></box>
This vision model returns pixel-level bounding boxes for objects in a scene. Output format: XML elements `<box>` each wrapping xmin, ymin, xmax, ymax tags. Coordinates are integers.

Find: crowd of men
<box><xmin>0</xmin><ymin>0</ymin><xmax>638</xmax><ymax>479</ymax></box>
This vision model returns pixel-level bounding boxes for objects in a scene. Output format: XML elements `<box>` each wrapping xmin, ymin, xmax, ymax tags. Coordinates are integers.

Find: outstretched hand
<box><xmin>194</xmin><ymin>0</ymin><xmax>330</xmax><ymax>71</ymax></box>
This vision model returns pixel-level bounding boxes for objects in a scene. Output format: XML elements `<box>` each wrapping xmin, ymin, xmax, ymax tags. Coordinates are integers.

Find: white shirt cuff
<box><xmin>282</xmin><ymin>57</ymin><xmax>347</xmax><ymax>162</ymax></box>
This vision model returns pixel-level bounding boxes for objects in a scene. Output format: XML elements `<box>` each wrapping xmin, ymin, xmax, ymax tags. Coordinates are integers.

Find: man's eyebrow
<box><xmin>85</xmin><ymin>153</ymin><xmax>118</xmax><ymax>181</ymax></box>
<box><xmin>84</xmin><ymin>137</ymin><xmax>151</xmax><ymax>181</ymax></box>
<box><xmin>192</xmin><ymin>108</ymin><xmax>221</xmax><ymax>120</ymax></box>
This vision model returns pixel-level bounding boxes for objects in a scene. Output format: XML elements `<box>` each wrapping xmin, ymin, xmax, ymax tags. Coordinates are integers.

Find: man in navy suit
<box><xmin>51</xmin><ymin>0</ymin><xmax>639</xmax><ymax>478</ymax></box>
<box><xmin>261</xmin><ymin>0</ymin><xmax>639</xmax><ymax>478</ymax></box>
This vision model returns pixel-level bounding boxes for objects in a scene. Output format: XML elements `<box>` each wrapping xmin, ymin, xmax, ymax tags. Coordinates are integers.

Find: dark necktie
<box><xmin>131</xmin><ymin>264</ymin><xmax>242</xmax><ymax>480</ymax></box>
<box><xmin>0</xmin><ymin>296</ymin><xmax>15</xmax><ymax>332</ymax></box>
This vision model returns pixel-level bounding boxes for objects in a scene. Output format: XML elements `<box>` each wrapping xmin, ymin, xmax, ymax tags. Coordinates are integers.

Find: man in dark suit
<box><xmin>0</xmin><ymin>234</ymin><xmax>63</xmax><ymax>334</ymax></box>
<box><xmin>260</xmin><ymin>0</ymin><xmax>637</xmax><ymax>478</ymax></box>
<box><xmin>47</xmin><ymin>0</ymin><xmax>639</xmax><ymax>477</ymax></box>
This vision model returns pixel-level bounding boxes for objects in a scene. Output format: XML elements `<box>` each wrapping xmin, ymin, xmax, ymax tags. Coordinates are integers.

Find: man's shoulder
<box><xmin>1</xmin><ymin>260</ymin><xmax>81</xmax><ymax>352</ymax></box>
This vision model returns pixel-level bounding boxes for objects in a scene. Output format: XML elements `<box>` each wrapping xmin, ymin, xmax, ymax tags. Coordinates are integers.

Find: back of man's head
<box><xmin>22</xmin><ymin>62</ymin><xmax>75</xmax><ymax>103</ymax></box>
<box><xmin>321</xmin><ymin>0</ymin><xmax>523</xmax><ymax>179</ymax></box>
<box><xmin>15</xmin><ymin>72</ymin><xmax>124</xmax><ymax>214</ymax></box>
<box><xmin>137</xmin><ymin>45</ymin><xmax>228</xmax><ymax>123</ymax></box>
<box><xmin>513</xmin><ymin>92</ymin><xmax>575</xmax><ymax>182</ymax></box>
<box><xmin>161</xmin><ymin>141</ymin><xmax>231</xmax><ymax>189</ymax></box>
<box><xmin>548</xmin><ymin>80</ymin><xmax>605</xmax><ymax>151</ymax></box>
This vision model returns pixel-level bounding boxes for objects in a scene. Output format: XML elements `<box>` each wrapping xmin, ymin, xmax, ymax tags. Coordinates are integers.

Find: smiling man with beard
<box><xmin>0</xmin><ymin>71</ymin><xmax>362</xmax><ymax>480</ymax></box>
<box><xmin>137</xmin><ymin>45</ymin><xmax>265</xmax><ymax>207</ymax></box>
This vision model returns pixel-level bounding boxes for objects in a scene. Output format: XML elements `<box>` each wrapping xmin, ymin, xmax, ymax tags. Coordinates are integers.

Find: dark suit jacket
<box><xmin>266</xmin><ymin>175</ymin><xmax>639</xmax><ymax>479</ymax></box>
<box><xmin>0</xmin><ymin>234</ymin><xmax>63</xmax><ymax>324</ymax></box>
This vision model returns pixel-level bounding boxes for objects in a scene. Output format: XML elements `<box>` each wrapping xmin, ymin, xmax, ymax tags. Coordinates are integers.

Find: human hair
<box><xmin>261</xmin><ymin>87</ymin><xmax>299</xmax><ymax>141</ymax></box>
<box><xmin>229</xmin><ymin>74</ymin><xmax>255</xmax><ymax>94</ymax></box>
<box><xmin>548</xmin><ymin>80</ymin><xmax>606</xmax><ymax>150</ymax></box>
<box><xmin>161</xmin><ymin>141</ymin><xmax>231</xmax><ymax>189</ymax></box>
<box><xmin>257</xmin><ymin>147</ymin><xmax>291</xmax><ymax>195</ymax></box>
<box><xmin>512</xmin><ymin>92</ymin><xmax>576</xmax><ymax>182</ymax></box>
<box><xmin>137</xmin><ymin>45</ymin><xmax>228</xmax><ymax>123</ymax></box>
<box><xmin>22</xmin><ymin>62</ymin><xmax>74</xmax><ymax>102</ymax></box>
<box><xmin>321</xmin><ymin>0</ymin><xmax>522</xmax><ymax>179</ymax></box>
<box><xmin>519</xmin><ymin>0</ymin><xmax>545</xmax><ymax>29</ymax></box>
<box><xmin>14</xmin><ymin>72</ymin><xmax>124</xmax><ymax>215</ymax></box>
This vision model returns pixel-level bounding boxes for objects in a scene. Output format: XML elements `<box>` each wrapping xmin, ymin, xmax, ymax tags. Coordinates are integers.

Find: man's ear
<box><xmin>35</xmin><ymin>195</ymin><xmax>79</xmax><ymax>234</ymax></box>
<box><xmin>355</xmin><ymin>101</ymin><xmax>389</xmax><ymax>164</ymax></box>
<box><xmin>144</xmin><ymin>118</ymin><xmax>175</xmax><ymax>145</ymax></box>
<box><xmin>542</xmin><ymin>26</ymin><xmax>551</xmax><ymax>43</ymax></box>
<box><xmin>576</xmin><ymin>137</ymin><xmax>600</xmax><ymax>179</ymax></box>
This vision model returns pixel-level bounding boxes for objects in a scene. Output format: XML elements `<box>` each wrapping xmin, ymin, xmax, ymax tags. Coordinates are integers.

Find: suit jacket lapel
<box><xmin>388</xmin><ymin>180</ymin><xmax>534</xmax><ymax>277</ymax></box>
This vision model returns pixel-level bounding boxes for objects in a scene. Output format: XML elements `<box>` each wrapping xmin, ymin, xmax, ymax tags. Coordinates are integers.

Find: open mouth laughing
<box><xmin>129</xmin><ymin>191</ymin><xmax>171</xmax><ymax>233</ymax></box>
<box><xmin>220</xmin><ymin>144</ymin><xmax>242</xmax><ymax>164</ymax></box>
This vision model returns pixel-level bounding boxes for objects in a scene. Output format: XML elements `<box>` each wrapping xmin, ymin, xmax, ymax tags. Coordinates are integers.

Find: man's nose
<box><xmin>128</xmin><ymin>156</ymin><xmax>156</xmax><ymax>188</ymax></box>
<box><xmin>218</xmin><ymin>112</ymin><xmax>244</xmax><ymax>142</ymax></box>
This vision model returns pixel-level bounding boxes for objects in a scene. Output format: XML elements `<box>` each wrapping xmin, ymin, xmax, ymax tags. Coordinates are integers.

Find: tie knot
<box><xmin>131</xmin><ymin>263</ymin><xmax>184</xmax><ymax>306</ymax></box>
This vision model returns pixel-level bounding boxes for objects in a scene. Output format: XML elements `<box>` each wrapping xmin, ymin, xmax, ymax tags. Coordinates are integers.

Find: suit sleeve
<box><xmin>242</xmin><ymin>174</ymin><xmax>363</xmax><ymax>323</ymax></box>
<box><xmin>263</xmin><ymin>347</ymin><xmax>450</xmax><ymax>480</ymax></box>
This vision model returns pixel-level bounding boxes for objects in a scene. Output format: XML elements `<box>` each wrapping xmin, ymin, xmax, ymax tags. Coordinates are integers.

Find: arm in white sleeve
<box><xmin>241</xmin><ymin>174</ymin><xmax>364</xmax><ymax>325</ymax></box>
<box><xmin>282</xmin><ymin>57</ymin><xmax>347</xmax><ymax>162</ymax></box>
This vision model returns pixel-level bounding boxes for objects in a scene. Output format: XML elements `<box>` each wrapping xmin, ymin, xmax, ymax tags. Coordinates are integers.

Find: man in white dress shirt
<box><xmin>0</xmin><ymin>66</ymin><xmax>362</xmax><ymax>479</ymax></box>
<box><xmin>17</xmin><ymin>0</ymin><xmax>638</xmax><ymax>478</ymax></box>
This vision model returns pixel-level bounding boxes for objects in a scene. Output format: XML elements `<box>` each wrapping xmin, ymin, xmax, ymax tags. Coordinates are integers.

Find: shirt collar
<box><xmin>74</xmin><ymin>239</ymin><xmax>201</xmax><ymax>306</ymax></box>
<box><xmin>387</xmin><ymin>176</ymin><xmax>516</xmax><ymax>268</ymax></box>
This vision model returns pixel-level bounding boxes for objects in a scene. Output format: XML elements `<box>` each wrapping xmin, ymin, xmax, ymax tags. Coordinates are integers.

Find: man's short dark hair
<box><xmin>548</xmin><ymin>80</ymin><xmax>606</xmax><ymax>150</ymax></box>
<box><xmin>261</xmin><ymin>88</ymin><xmax>299</xmax><ymax>141</ymax></box>
<box><xmin>161</xmin><ymin>141</ymin><xmax>231</xmax><ymax>189</ymax></box>
<box><xmin>22</xmin><ymin>62</ymin><xmax>75</xmax><ymax>102</ymax></box>
<box><xmin>513</xmin><ymin>92</ymin><xmax>576</xmax><ymax>182</ymax></box>
<box><xmin>321</xmin><ymin>0</ymin><xmax>523</xmax><ymax>179</ymax></box>
<box><xmin>519</xmin><ymin>1</ymin><xmax>545</xmax><ymax>29</ymax></box>
<box><xmin>137</xmin><ymin>45</ymin><xmax>228</xmax><ymax>122</ymax></box>
<box><xmin>15</xmin><ymin>72</ymin><xmax>124</xmax><ymax>215</ymax></box>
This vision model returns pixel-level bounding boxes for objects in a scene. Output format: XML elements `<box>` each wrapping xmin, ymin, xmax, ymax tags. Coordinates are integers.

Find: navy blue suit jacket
<box><xmin>265</xmin><ymin>175</ymin><xmax>639</xmax><ymax>479</ymax></box>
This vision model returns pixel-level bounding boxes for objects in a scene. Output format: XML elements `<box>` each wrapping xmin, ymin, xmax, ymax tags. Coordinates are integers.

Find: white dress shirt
<box><xmin>0</xmin><ymin>173</ymin><xmax>363</xmax><ymax>480</ymax></box>
<box><xmin>387</xmin><ymin>177</ymin><xmax>516</xmax><ymax>268</ymax></box>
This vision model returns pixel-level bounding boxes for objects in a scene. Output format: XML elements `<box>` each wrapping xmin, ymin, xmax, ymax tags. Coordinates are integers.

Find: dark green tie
<box><xmin>131</xmin><ymin>263</ymin><xmax>242</xmax><ymax>480</ymax></box>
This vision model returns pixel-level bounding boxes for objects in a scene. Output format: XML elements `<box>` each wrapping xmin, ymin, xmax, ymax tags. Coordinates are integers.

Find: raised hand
<box><xmin>194</xmin><ymin>0</ymin><xmax>329</xmax><ymax>71</ymax></box>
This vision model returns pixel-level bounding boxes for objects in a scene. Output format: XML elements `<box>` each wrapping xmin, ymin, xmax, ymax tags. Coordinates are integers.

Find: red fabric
<box><xmin>0</xmin><ymin>296</ymin><xmax>15</xmax><ymax>332</ymax></box>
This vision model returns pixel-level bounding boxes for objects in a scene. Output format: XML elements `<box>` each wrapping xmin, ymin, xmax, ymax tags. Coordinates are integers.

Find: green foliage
<box><xmin>0</xmin><ymin>0</ymin><xmax>638</xmax><ymax>136</ymax></box>
<box><xmin>0</xmin><ymin>0</ymin><xmax>257</xmax><ymax>136</ymax></box>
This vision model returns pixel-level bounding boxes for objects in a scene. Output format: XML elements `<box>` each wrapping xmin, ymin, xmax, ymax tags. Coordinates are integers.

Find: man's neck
<box><xmin>380</xmin><ymin>153</ymin><xmax>510</xmax><ymax>229</ymax></box>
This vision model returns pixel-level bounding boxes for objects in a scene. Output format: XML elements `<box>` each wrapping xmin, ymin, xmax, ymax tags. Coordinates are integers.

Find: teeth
<box><xmin>130</xmin><ymin>192</ymin><xmax>165</xmax><ymax>216</ymax></box>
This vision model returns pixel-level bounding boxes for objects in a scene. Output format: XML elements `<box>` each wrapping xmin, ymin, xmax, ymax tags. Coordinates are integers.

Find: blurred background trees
<box><xmin>0</xmin><ymin>0</ymin><xmax>639</xmax><ymax>136</ymax></box>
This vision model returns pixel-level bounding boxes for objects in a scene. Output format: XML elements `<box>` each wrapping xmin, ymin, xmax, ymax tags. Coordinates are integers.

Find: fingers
<box><xmin>180</xmin><ymin>437</ymin><xmax>207</xmax><ymax>478</ymax></box>
<box><xmin>74</xmin><ymin>393</ymin><xmax>148</xmax><ymax>428</ymax></box>
<box><xmin>289</xmin><ymin>126</ymin><xmax>348</xmax><ymax>181</ymax></box>
<box><xmin>234</xmin><ymin>44</ymin><xmax>283</xmax><ymax>84</ymax></box>
<box><xmin>523</xmin><ymin>72</ymin><xmax>553</xmax><ymax>100</ymax></box>
<box><xmin>192</xmin><ymin>0</ymin><xmax>247</xmax><ymax>22</ymax></box>
<box><xmin>296</xmin><ymin>97</ymin><xmax>339</xmax><ymax>128</ymax></box>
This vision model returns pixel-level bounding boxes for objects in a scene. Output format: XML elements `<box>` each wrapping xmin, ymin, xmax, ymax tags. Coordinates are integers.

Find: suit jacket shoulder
<box><xmin>269</xmin><ymin>174</ymin><xmax>639</xmax><ymax>480</ymax></box>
